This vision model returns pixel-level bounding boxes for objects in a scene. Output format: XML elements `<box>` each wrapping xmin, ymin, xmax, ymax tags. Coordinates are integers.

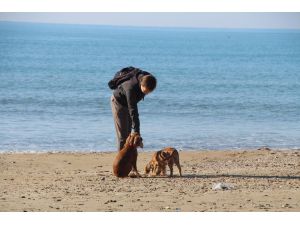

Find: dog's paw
<box><xmin>128</xmin><ymin>174</ymin><xmax>136</xmax><ymax>178</ymax></box>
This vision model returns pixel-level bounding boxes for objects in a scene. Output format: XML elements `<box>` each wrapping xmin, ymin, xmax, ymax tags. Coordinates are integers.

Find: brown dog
<box><xmin>113</xmin><ymin>133</ymin><xmax>143</xmax><ymax>178</ymax></box>
<box><xmin>145</xmin><ymin>147</ymin><xmax>182</xmax><ymax>177</ymax></box>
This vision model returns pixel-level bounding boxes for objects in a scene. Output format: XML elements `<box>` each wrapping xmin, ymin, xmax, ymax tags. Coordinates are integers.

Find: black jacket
<box><xmin>113</xmin><ymin>74</ymin><xmax>145</xmax><ymax>133</ymax></box>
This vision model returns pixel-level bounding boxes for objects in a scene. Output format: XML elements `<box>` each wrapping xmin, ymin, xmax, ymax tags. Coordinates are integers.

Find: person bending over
<box><xmin>110</xmin><ymin>67</ymin><xmax>157</xmax><ymax>150</ymax></box>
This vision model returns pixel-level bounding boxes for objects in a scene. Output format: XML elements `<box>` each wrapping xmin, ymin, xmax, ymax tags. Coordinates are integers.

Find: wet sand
<box><xmin>0</xmin><ymin>149</ymin><xmax>299</xmax><ymax>211</ymax></box>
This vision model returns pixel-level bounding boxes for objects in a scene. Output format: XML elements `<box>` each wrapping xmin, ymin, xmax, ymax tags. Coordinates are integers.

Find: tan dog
<box><xmin>145</xmin><ymin>147</ymin><xmax>182</xmax><ymax>177</ymax></box>
<box><xmin>113</xmin><ymin>133</ymin><xmax>143</xmax><ymax>178</ymax></box>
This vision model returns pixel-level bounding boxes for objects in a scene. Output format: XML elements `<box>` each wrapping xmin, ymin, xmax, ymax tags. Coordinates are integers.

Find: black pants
<box><xmin>111</xmin><ymin>95</ymin><xmax>132</xmax><ymax>151</ymax></box>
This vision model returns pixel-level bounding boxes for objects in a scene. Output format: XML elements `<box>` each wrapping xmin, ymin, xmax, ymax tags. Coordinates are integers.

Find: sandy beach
<box><xmin>0</xmin><ymin>149</ymin><xmax>299</xmax><ymax>212</ymax></box>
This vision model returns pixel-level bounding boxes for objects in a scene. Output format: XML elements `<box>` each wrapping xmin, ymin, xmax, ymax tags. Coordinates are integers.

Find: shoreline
<box><xmin>1</xmin><ymin>147</ymin><xmax>300</xmax><ymax>154</ymax></box>
<box><xmin>1</xmin><ymin>149</ymin><xmax>300</xmax><ymax>211</ymax></box>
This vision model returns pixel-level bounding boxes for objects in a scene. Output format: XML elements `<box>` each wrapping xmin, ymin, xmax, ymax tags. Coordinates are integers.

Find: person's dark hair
<box><xmin>141</xmin><ymin>75</ymin><xmax>157</xmax><ymax>91</ymax></box>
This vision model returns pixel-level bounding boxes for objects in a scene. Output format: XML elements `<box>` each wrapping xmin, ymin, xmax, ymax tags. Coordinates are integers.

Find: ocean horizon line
<box><xmin>1</xmin><ymin>20</ymin><xmax>300</xmax><ymax>32</ymax></box>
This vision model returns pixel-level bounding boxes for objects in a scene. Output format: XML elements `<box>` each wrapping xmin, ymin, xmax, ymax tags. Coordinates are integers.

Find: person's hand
<box><xmin>129</xmin><ymin>132</ymin><xmax>143</xmax><ymax>148</ymax></box>
<box><xmin>131</xmin><ymin>132</ymin><xmax>141</xmax><ymax>139</ymax></box>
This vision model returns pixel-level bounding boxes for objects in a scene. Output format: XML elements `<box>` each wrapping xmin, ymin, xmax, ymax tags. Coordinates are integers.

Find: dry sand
<box><xmin>0</xmin><ymin>149</ymin><xmax>299</xmax><ymax>212</ymax></box>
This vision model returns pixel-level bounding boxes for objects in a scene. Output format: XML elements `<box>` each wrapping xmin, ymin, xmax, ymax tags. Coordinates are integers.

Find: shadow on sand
<box><xmin>141</xmin><ymin>174</ymin><xmax>300</xmax><ymax>180</ymax></box>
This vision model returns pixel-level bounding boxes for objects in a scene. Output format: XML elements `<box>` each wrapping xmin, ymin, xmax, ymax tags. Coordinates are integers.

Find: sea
<box><xmin>0</xmin><ymin>21</ymin><xmax>300</xmax><ymax>152</ymax></box>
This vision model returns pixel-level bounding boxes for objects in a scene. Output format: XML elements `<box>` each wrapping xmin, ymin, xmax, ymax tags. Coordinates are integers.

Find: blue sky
<box><xmin>0</xmin><ymin>13</ymin><xmax>299</xmax><ymax>29</ymax></box>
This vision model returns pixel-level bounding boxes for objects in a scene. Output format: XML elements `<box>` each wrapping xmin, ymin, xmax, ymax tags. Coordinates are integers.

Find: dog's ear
<box><xmin>144</xmin><ymin>163</ymin><xmax>150</xmax><ymax>174</ymax></box>
<box><xmin>128</xmin><ymin>134</ymin><xmax>135</xmax><ymax>147</ymax></box>
<box><xmin>125</xmin><ymin>134</ymin><xmax>132</xmax><ymax>147</ymax></box>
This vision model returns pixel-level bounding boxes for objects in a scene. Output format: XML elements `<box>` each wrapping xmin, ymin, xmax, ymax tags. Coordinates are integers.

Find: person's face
<box><xmin>141</xmin><ymin>85</ymin><xmax>152</xmax><ymax>95</ymax></box>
